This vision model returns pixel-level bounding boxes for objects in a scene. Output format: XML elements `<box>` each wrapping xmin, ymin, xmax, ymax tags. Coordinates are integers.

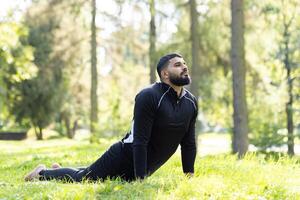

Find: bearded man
<box><xmin>25</xmin><ymin>53</ymin><xmax>198</xmax><ymax>182</ymax></box>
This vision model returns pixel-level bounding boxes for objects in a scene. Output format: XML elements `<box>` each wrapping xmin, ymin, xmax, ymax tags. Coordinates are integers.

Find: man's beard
<box><xmin>169</xmin><ymin>73</ymin><xmax>191</xmax><ymax>86</ymax></box>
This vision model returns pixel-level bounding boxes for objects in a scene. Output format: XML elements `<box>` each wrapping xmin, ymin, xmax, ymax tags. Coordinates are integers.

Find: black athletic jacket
<box><xmin>122</xmin><ymin>82</ymin><xmax>198</xmax><ymax>179</ymax></box>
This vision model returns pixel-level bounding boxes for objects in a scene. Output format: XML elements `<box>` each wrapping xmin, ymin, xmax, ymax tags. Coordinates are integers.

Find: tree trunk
<box><xmin>230</xmin><ymin>0</ymin><xmax>248</xmax><ymax>157</ymax></box>
<box><xmin>286</xmin><ymin>73</ymin><xmax>294</xmax><ymax>156</ymax></box>
<box><xmin>35</xmin><ymin>126</ymin><xmax>43</xmax><ymax>140</ymax></box>
<box><xmin>64</xmin><ymin>116</ymin><xmax>72</xmax><ymax>139</ymax></box>
<box><xmin>90</xmin><ymin>0</ymin><xmax>98</xmax><ymax>136</ymax></box>
<box><xmin>65</xmin><ymin>118</ymin><xmax>77</xmax><ymax>139</ymax></box>
<box><xmin>283</xmin><ymin>25</ymin><xmax>294</xmax><ymax>155</ymax></box>
<box><xmin>189</xmin><ymin>0</ymin><xmax>200</xmax><ymax>100</ymax></box>
<box><xmin>149</xmin><ymin>0</ymin><xmax>156</xmax><ymax>83</ymax></box>
<box><xmin>189</xmin><ymin>0</ymin><xmax>201</xmax><ymax>148</ymax></box>
<box><xmin>72</xmin><ymin>120</ymin><xmax>78</xmax><ymax>138</ymax></box>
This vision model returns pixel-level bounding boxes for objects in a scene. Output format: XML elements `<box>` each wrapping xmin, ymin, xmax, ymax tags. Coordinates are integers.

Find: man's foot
<box><xmin>24</xmin><ymin>164</ymin><xmax>46</xmax><ymax>181</ymax></box>
<box><xmin>51</xmin><ymin>163</ymin><xmax>61</xmax><ymax>169</ymax></box>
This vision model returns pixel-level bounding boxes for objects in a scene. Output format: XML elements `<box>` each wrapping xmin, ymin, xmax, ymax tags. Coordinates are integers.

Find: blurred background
<box><xmin>0</xmin><ymin>0</ymin><xmax>299</xmax><ymax>155</ymax></box>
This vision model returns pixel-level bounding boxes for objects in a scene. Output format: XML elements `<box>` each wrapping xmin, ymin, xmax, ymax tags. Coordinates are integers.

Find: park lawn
<box><xmin>1</xmin><ymin>137</ymin><xmax>300</xmax><ymax>199</ymax></box>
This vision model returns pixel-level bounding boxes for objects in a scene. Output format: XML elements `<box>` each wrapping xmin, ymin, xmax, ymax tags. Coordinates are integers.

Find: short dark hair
<box><xmin>156</xmin><ymin>53</ymin><xmax>182</xmax><ymax>78</ymax></box>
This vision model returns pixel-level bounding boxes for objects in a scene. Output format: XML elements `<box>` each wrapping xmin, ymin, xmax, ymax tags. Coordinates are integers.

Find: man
<box><xmin>25</xmin><ymin>53</ymin><xmax>198</xmax><ymax>182</ymax></box>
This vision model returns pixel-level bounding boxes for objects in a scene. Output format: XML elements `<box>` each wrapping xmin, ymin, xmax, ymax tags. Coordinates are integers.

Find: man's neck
<box><xmin>162</xmin><ymin>80</ymin><xmax>183</xmax><ymax>97</ymax></box>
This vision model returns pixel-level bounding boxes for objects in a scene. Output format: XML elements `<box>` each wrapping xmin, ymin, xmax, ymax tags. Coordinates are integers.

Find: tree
<box><xmin>12</xmin><ymin>76</ymin><xmax>63</xmax><ymax>140</ymax></box>
<box><xmin>189</xmin><ymin>0</ymin><xmax>200</xmax><ymax>100</ymax></box>
<box><xmin>0</xmin><ymin>22</ymin><xmax>37</xmax><ymax>130</ymax></box>
<box><xmin>47</xmin><ymin>0</ymin><xmax>90</xmax><ymax>139</ymax></box>
<box><xmin>19</xmin><ymin>16</ymin><xmax>65</xmax><ymax>139</ymax></box>
<box><xmin>230</xmin><ymin>0</ymin><xmax>249</xmax><ymax>157</ymax></box>
<box><xmin>276</xmin><ymin>0</ymin><xmax>299</xmax><ymax>155</ymax></box>
<box><xmin>90</xmin><ymin>0</ymin><xmax>98</xmax><ymax>138</ymax></box>
<box><xmin>10</xmin><ymin>0</ymin><xmax>87</xmax><ymax>139</ymax></box>
<box><xmin>283</xmin><ymin>15</ymin><xmax>295</xmax><ymax>156</ymax></box>
<box><xmin>149</xmin><ymin>0</ymin><xmax>157</xmax><ymax>83</ymax></box>
<box><xmin>255</xmin><ymin>0</ymin><xmax>300</xmax><ymax>154</ymax></box>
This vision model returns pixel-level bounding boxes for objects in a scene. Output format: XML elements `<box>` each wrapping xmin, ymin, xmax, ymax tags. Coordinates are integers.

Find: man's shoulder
<box><xmin>183</xmin><ymin>88</ymin><xmax>198</xmax><ymax>111</ymax></box>
<box><xmin>134</xmin><ymin>83</ymin><xmax>164</xmax><ymax>110</ymax></box>
<box><xmin>183</xmin><ymin>88</ymin><xmax>197</xmax><ymax>102</ymax></box>
<box><xmin>137</xmin><ymin>83</ymin><xmax>162</xmax><ymax>98</ymax></box>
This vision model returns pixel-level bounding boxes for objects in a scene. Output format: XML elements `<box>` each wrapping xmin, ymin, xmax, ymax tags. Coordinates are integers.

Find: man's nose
<box><xmin>183</xmin><ymin>64</ymin><xmax>188</xmax><ymax>71</ymax></box>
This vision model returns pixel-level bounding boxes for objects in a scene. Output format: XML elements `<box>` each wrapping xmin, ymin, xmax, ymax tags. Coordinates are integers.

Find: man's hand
<box><xmin>135</xmin><ymin>176</ymin><xmax>147</xmax><ymax>182</ymax></box>
<box><xmin>184</xmin><ymin>172</ymin><xmax>194</xmax><ymax>178</ymax></box>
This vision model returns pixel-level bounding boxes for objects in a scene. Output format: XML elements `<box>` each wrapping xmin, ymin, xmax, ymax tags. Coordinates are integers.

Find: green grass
<box><xmin>1</xmin><ymin>136</ymin><xmax>300</xmax><ymax>200</ymax></box>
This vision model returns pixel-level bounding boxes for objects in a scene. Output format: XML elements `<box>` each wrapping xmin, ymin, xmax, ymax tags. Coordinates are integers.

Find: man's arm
<box><xmin>132</xmin><ymin>90</ymin><xmax>156</xmax><ymax>179</ymax></box>
<box><xmin>180</xmin><ymin>103</ymin><xmax>198</xmax><ymax>175</ymax></box>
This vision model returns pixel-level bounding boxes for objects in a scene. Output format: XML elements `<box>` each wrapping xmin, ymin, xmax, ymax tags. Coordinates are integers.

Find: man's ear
<box><xmin>161</xmin><ymin>70</ymin><xmax>169</xmax><ymax>79</ymax></box>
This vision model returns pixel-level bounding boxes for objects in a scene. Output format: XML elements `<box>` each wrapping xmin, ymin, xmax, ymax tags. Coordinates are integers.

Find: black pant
<box><xmin>39</xmin><ymin>142</ymin><xmax>134</xmax><ymax>182</ymax></box>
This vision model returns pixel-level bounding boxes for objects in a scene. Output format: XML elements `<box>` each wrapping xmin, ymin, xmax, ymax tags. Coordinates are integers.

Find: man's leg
<box><xmin>39</xmin><ymin>167</ymin><xmax>90</xmax><ymax>182</ymax></box>
<box><xmin>51</xmin><ymin>163</ymin><xmax>86</xmax><ymax>170</ymax></box>
<box><xmin>85</xmin><ymin>141</ymin><xmax>124</xmax><ymax>180</ymax></box>
<box><xmin>41</xmin><ymin>142</ymin><xmax>129</xmax><ymax>182</ymax></box>
<box><xmin>86</xmin><ymin>141</ymin><xmax>135</xmax><ymax>181</ymax></box>
<box><xmin>25</xmin><ymin>141</ymin><xmax>133</xmax><ymax>182</ymax></box>
<box><xmin>24</xmin><ymin>164</ymin><xmax>89</xmax><ymax>182</ymax></box>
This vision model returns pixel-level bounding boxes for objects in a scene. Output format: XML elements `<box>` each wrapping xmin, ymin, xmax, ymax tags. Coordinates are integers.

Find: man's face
<box><xmin>165</xmin><ymin>57</ymin><xmax>191</xmax><ymax>86</ymax></box>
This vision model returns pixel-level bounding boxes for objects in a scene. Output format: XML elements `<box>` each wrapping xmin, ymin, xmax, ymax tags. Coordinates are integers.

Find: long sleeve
<box><xmin>180</xmin><ymin>103</ymin><xmax>198</xmax><ymax>173</ymax></box>
<box><xmin>132</xmin><ymin>90</ymin><xmax>156</xmax><ymax>179</ymax></box>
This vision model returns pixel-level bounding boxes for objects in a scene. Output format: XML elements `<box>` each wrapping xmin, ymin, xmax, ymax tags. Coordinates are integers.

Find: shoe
<box><xmin>24</xmin><ymin>164</ymin><xmax>46</xmax><ymax>181</ymax></box>
<box><xmin>51</xmin><ymin>163</ymin><xmax>61</xmax><ymax>169</ymax></box>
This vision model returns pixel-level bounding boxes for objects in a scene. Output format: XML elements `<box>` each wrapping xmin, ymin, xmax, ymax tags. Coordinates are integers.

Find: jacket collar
<box><xmin>159</xmin><ymin>82</ymin><xmax>186</xmax><ymax>99</ymax></box>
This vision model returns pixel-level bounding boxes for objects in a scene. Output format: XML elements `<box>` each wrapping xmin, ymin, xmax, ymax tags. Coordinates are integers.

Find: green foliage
<box><xmin>7</xmin><ymin>2</ymin><xmax>67</xmax><ymax>139</ymax></box>
<box><xmin>1</xmin><ymin>138</ymin><xmax>300</xmax><ymax>199</ymax></box>
<box><xmin>247</xmin><ymin>57</ymin><xmax>287</xmax><ymax>149</ymax></box>
<box><xmin>11</xmin><ymin>76</ymin><xmax>64</xmax><ymax>138</ymax></box>
<box><xmin>4</xmin><ymin>0</ymin><xmax>90</xmax><ymax>139</ymax></box>
<box><xmin>0</xmin><ymin>22</ymin><xmax>37</xmax><ymax>130</ymax></box>
<box><xmin>97</xmin><ymin>61</ymin><xmax>148</xmax><ymax>137</ymax></box>
<box><xmin>250</xmin><ymin>122</ymin><xmax>284</xmax><ymax>151</ymax></box>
